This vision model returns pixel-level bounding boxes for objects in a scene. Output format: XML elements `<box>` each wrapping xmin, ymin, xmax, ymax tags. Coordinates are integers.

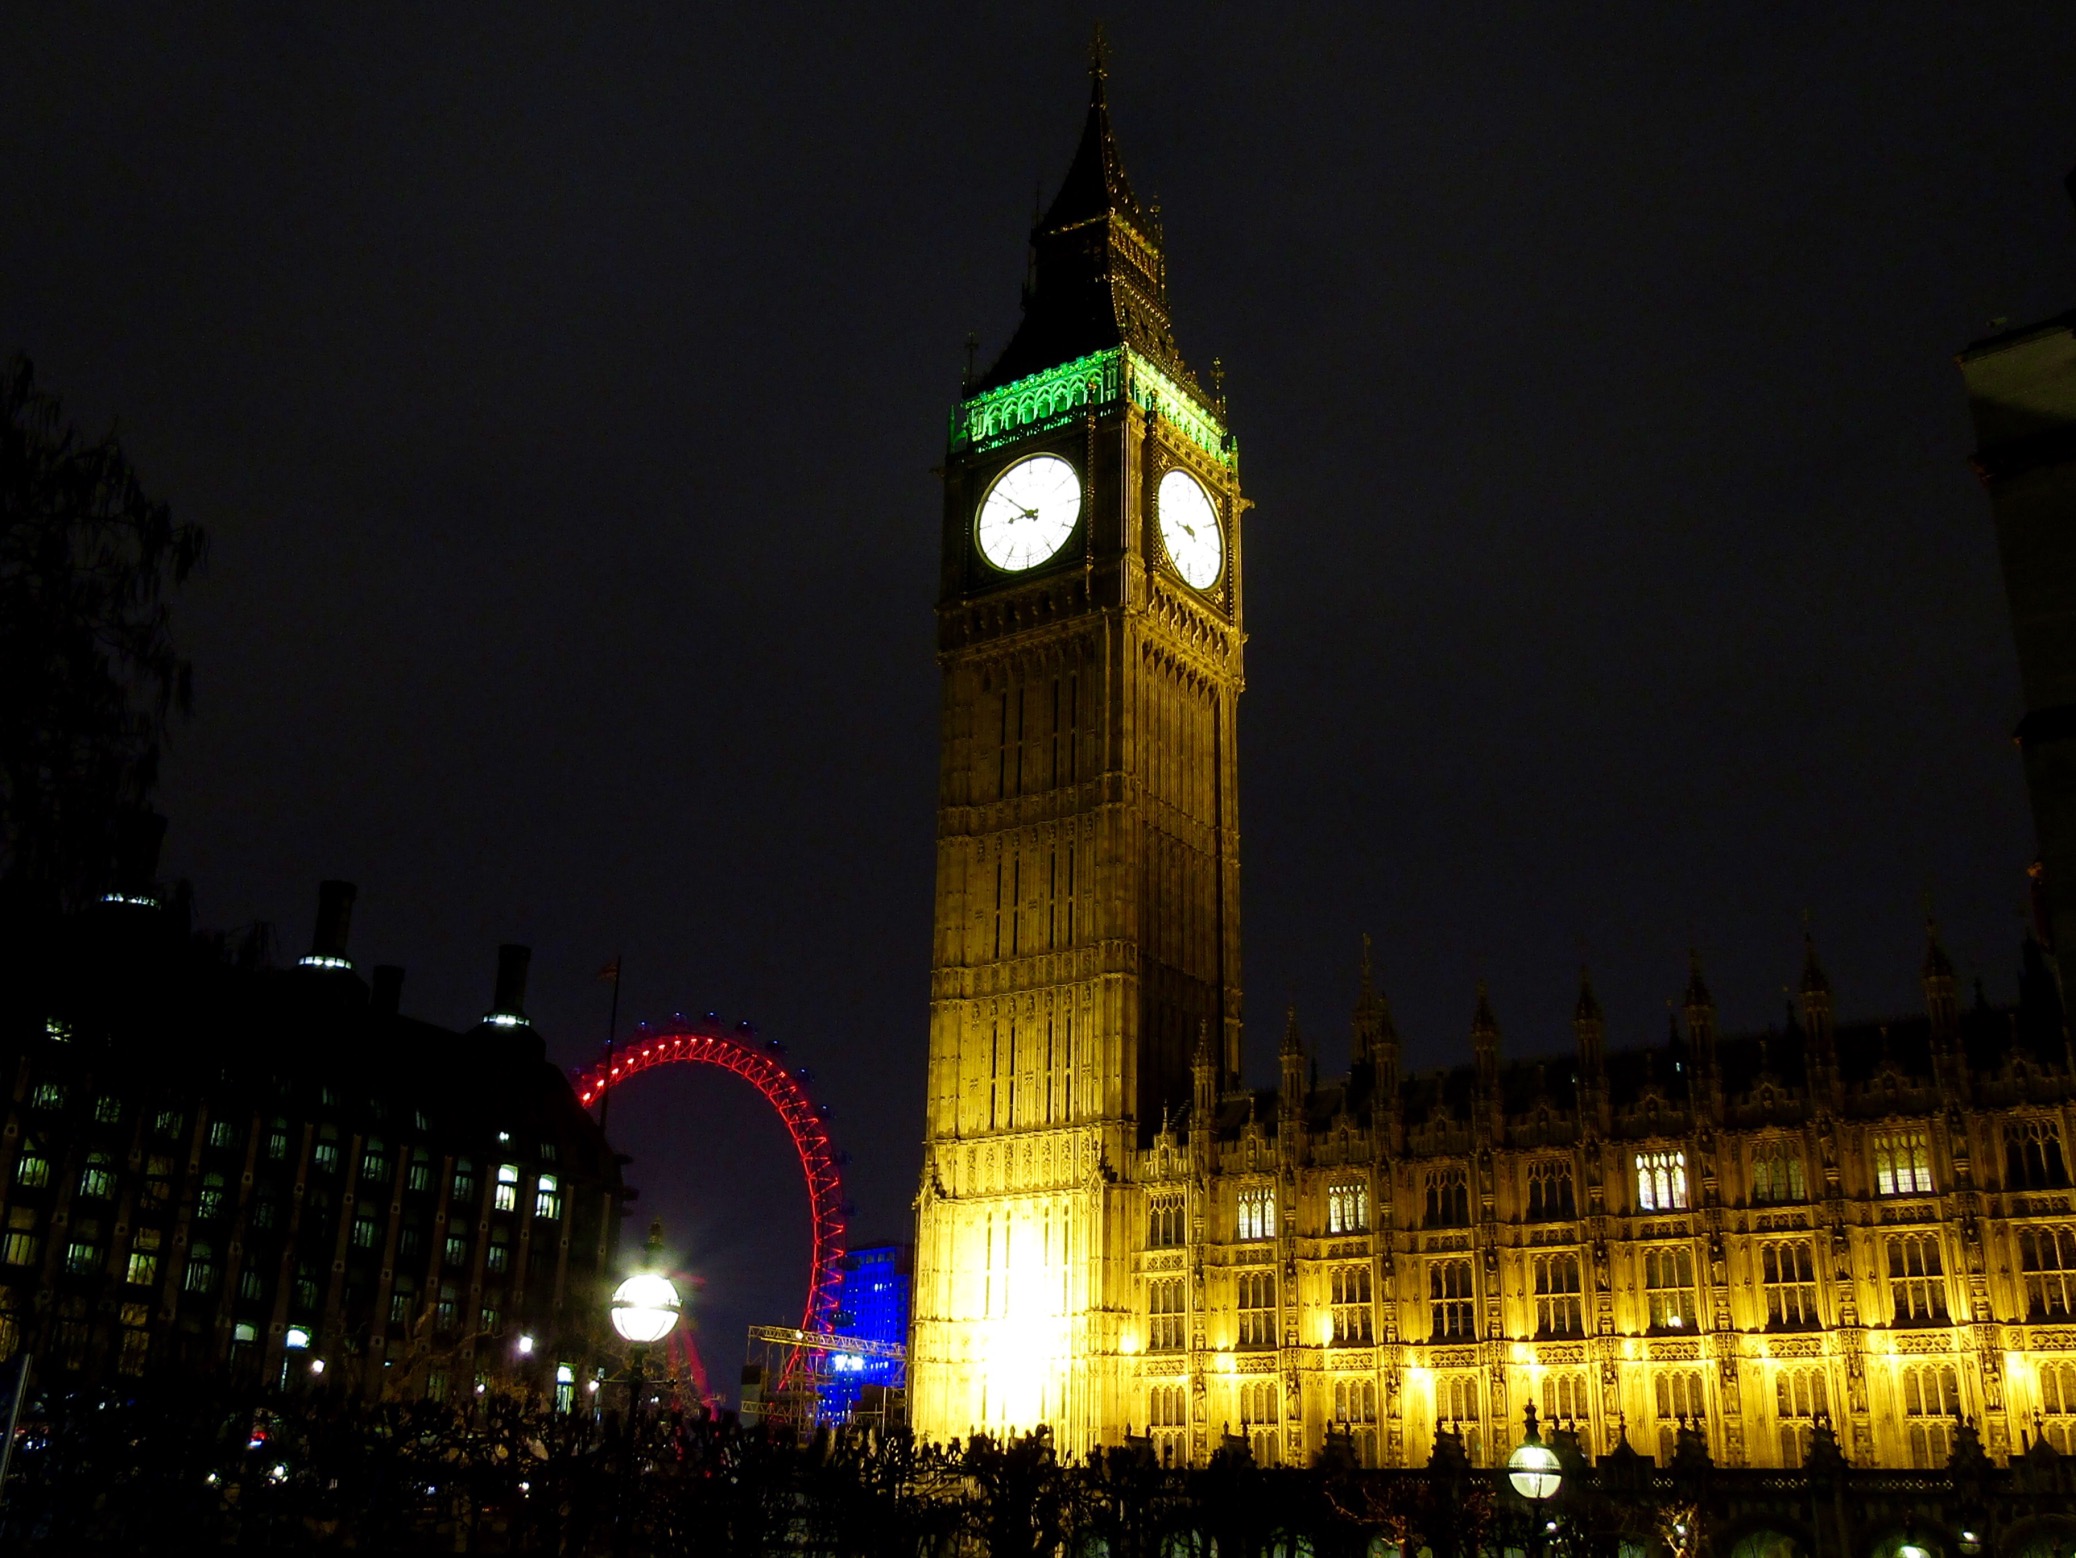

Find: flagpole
<box><xmin>598</xmin><ymin>955</ymin><xmax>621</xmax><ymax>1147</ymax></box>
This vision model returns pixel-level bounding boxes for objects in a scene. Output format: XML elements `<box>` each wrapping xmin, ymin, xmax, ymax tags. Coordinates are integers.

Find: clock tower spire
<box><xmin>973</xmin><ymin>41</ymin><xmax>1197</xmax><ymax>397</ymax></box>
<box><xmin>910</xmin><ymin>62</ymin><xmax>1246</xmax><ymax>1456</ymax></box>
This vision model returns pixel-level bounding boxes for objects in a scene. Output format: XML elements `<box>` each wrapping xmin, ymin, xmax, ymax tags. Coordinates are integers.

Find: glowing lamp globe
<box><xmin>1506</xmin><ymin>1437</ymin><xmax>1562</xmax><ymax>1501</ymax></box>
<box><xmin>610</xmin><ymin>1271</ymin><xmax>681</xmax><ymax>1344</ymax></box>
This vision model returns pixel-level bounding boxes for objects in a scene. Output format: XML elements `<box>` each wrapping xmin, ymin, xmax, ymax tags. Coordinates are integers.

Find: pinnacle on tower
<box><xmin>1573</xmin><ymin>966</ymin><xmax>1603</xmax><ymax>1024</ymax></box>
<box><xmin>1922</xmin><ymin>919</ymin><xmax>1960</xmax><ymax>1044</ymax></box>
<box><xmin>1471</xmin><ymin>983</ymin><xmax>1500</xmax><ymax>1040</ymax></box>
<box><xmin>1799</xmin><ymin>933</ymin><xmax>1830</xmax><ymax>997</ymax></box>
<box><xmin>1470</xmin><ymin>984</ymin><xmax>1502</xmax><ymax>1082</ymax></box>
<box><xmin>1044</xmin><ymin>38</ymin><xmax>1143</xmax><ymax>232</ymax></box>
<box><xmin>1796</xmin><ymin>932</ymin><xmax>1838</xmax><ymax>1097</ymax></box>
<box><xmin>1681</xmin><ymin>947</ymin><xmax>1719</xmax><ymax>1084</ymax></box>
<box><xmin>1351</xmin><ymin>932</ymin><xmax>1397</xmax><ymax>1067</ymax></box>
<box><xmin>1279</xmin><ymin>1004</ymin><xmax>1306</xmax><ymax>1112</ymax></box>
<box><xmin>1683</xmin><ymin>948</ymin><xmax>1713</xmax><ymax>1013</ymax></box>
<box><xmin>1573</xmin><ymin>968</ymin><xmax>1608</xmax><ymax>1119</ymax></box>
<box><xmin>1922</xmin><ymin>918</ymin><xmax>1956</xmax><ymax>982</ymax></box>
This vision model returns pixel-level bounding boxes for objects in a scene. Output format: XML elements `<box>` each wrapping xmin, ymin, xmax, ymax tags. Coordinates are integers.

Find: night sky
<box><xmin>5</xmin><ymin>8</ymin><xmax>2072</xmax><ymax>1398</ymax></box>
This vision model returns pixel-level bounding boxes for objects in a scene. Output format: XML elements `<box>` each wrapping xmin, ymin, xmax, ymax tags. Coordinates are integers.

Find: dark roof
<box><xmin>972</xmin><ymin>74</ymin><xmax>1208</xmax><ymax>402</ymax></box>
<box><xmin>5</xmin><ymin>898</ymin><xmax>617</xmax><ymax>1185</ymax></box>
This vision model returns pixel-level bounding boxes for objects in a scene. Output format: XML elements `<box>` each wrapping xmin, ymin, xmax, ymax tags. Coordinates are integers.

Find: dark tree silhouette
<box><xmin>0</xmin><ymin>354</ymin><xmax>206</xmax><ymax>913</ymax></box>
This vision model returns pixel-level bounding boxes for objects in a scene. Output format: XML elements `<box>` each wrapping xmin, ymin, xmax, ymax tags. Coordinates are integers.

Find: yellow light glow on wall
<box><xmin>971</xmin><ymin>1211</ymin><xmax>1073</xmax><ymax>1433</ymax></box>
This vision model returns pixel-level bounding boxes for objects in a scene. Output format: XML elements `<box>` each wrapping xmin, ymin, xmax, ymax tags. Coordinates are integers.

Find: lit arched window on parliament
<box><xmin>1147</xmin><ymin>1194</ymin><xmax>1184</xmax><ymax>1249</ymax></box>
<box><xmin>1147</xmin><ymin>1278</ymin><xmax>1184</xmax><ymax>1351</ymax></box>
<box><xmin>1329</xmin><ymin>1264</ymin><xmax>1372</xmax><ymax>1342</ymax></box>
<box><xmin>1870</xmin><ymin>1129</ymin><xmax>1933</xmax><ymax>1195</ymax></box>
<box><xmin>1326</xmin><ymin>1180</ymin><xmax>1368</xmax><ymax>1234</ymax></box>
<box><xmin>1885</xmin><ymin>1232</ymin><xmax>1948</xmax><ymax>1323</ymax></box>
<box><xmin>2040</xmin><ymin>1359</ymin><xmax>2076</xmax><ymax>1453</ymax></box>
<box><xmin>2019</xmin><ymin>1225</ymin><xmax>2076</xmax><ymax>1317</ymax></box>
<box><xmin>1236</xmin><ymin>1185</ymin><xmax>1275</xmax><ymax>1241</ymax></box>
<box><xmin>1643</xmin><ymin>1245</ymin><xmax>1695</xmax><ymax>1329</ymax></box>
<box><xmin>1237</xmin><ymin>1271</ymin><xmax>1276</xmax><ymax>1346</ymax></box>
<box><xmin>1634</xmin><ymin>1150</ymin><xmax>1688</xmax><ymax>1211</ymax></box>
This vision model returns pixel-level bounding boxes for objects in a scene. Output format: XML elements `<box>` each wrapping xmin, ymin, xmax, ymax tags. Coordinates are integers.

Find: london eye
<box><xmin>573</xmin><ymin>1018</ymin><xmax>847</xmax><ymax>1349</ymax></box>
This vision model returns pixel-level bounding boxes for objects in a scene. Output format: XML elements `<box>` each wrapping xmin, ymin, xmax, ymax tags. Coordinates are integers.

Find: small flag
<box><xmin>598</xmin><ymin>957</ymin><xmax>621</xmax><ymax>984</ymax></box>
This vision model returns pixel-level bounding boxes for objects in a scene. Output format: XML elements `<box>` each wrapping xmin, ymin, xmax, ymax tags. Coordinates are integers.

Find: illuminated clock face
<box><xmin>1157</xmin><ymin>468</ymin><xmax>1223</xmax><ymax>589</ymax></box>
<box><xmin>976</xmin><ymin>454</ymin><xmax>1081</xmax><ymax>573</ymax></box>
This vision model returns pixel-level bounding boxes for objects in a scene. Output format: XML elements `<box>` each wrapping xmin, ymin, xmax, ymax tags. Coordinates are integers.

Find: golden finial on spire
<box><xmin>1089</xmin><ymin>20</ymin><xmax>1110</xmax><ymax>84</ymax></box>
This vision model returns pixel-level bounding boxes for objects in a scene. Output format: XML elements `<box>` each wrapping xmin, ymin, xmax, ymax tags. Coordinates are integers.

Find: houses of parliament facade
<box><xmin>908</xmin><ymin>64</ymin><xmax>2076</xmax><ymax>1479</ymax></box>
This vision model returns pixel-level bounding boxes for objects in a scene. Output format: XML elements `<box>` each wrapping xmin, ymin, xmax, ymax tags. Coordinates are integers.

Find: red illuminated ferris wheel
<box><xmin>573</xmin><ymin>1017</ymin><xmax>847</xmax><ymax>1341</ymax></box>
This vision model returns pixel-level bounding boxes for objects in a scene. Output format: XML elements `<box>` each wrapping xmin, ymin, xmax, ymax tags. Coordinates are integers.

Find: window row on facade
<box><xmin>1140</xmin><ymin>1222</ymin><xmax>2076</xmax><ymax>1349</ymax></box>
<box><xmin>1147</xmin><ymin>1116</ymin><xmax>2076</xmax><ymax>1245</ymax></box>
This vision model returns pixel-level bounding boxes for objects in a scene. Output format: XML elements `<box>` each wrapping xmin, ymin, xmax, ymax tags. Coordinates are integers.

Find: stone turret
<box><xmin>1471</xmin><ymin>985</ymin><xmax>1502</xmax><ymax>1140</ymax></box>
<box><xmin>1573</xmin><ymin>967</ymin><xmax>1609</xmax><ymax>1132</ymax></box>
<box><xmin>1922</xmin><ymin>920</ymin><xmax>1968</xmax><ymax>1101</ymax></box>
<box><xmin>1279</xmin><ymin>1005</ymin><xmax>1306</xmax><ymax>1117</ymax></box>
<box><xmin>1683</xmin><ymin>950</ymin><xmax>1716</xmax><ymax>1071</ymax></box>
<box><xmin>1191</xmin><ymin>1020</ymin><xmax>1217</xmax><ymax>1173</ymax></box>
<box><xmin>1799</xmin><ymin>934</ymin><xmax>1842</xmax><ymax>1109</ymax></box>
<box><xmin>1683</xmin><ymin>949</ymin><xmax>1722</xmax><ymax>1117</ymax></box>
<box><xmin>1351</xmin><ymin>935</ymin><xmax>1402</xmax><ymax>1145</ymax></box>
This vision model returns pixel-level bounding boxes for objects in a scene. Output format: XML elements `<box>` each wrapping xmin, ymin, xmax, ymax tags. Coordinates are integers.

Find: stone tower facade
<box><xmin>908</xmin><ymin>64</ymin><xmax>1245</xmax><ymax>1451</ymax></box>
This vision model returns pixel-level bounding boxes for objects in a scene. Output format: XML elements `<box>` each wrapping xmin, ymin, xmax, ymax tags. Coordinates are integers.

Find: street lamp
<box><xmin>609</xmin><ymin>1220</ymin><xmax>681</xmax><ymax>1422</ymax></box>
<box><xmin>1507</xmin><ymin>1404</ymin><xmax>1563</xmax><ymax>1501</ymax></box>
<box><xmin>610</xmin><ymin>1273</ymin><xmax>681</xmax><ymax>1345</ymax></box>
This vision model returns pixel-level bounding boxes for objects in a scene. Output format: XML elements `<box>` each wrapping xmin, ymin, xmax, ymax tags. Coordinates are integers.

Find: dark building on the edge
<box><xmin>0</xmin><ymin>855</ymin><xmax>623</xmax><ymax>1405</ymax></box>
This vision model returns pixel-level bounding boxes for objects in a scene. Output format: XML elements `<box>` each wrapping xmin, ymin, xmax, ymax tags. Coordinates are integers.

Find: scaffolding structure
<box><xmin>739</xmin><ymin>1325</ymin><xmax>907</xmax><ymax>1440</ymax></box>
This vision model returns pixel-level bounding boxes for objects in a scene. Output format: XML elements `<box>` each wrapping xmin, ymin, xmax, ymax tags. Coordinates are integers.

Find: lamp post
<box><xmin>1506</xmin><ymin>1404</ymin><xmax>1564</xmax><ymax>1558</ymax></box>
<box><xmin>607</xmin><ymin>1221</ymin><xmax>680</xmax><ymax>1558</ymax></box>
<box><xmin>609</xmin><ymin>1221</ymin><xmax>681</xmax><ymax>1425</ymax></box>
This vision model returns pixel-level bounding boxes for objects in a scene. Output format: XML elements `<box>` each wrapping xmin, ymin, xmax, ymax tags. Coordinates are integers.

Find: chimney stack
<box><xmin>301</xmin><ymin>881</ymin><xmax>356</xmax><ymax>968</ymax></box>
<box><xmin>490</xmin><ymin>944</ymin><xmax>532</xmax><ymax>1023</ymax></box>
<box><xmin>371</xmin><ymin>965</ymin><xmax>405</xmax><ymax>1016</ymax></box>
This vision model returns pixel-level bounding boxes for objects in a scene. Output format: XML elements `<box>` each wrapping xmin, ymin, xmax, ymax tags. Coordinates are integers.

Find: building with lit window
<box><xmin>0</xmin><ymin>872</ymin><xmax>624</xmax><ymax>1403</ymax></box>
<box><xmin>819</xmin><ymin>1242</ymin><xmax>911</xmax><ymax>1423</ymax></box>
<box><xmin>1099</xmin><ymin>939</ymin><xmax>2075</xmax><ymax>1472</ymax></box>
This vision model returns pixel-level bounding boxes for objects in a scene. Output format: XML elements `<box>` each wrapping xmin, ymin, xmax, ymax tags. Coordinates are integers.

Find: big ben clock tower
<box><xmin>910</xmin><ymin>55</ymin><xmax>1245</xmax><ymax>1452</ymax></box>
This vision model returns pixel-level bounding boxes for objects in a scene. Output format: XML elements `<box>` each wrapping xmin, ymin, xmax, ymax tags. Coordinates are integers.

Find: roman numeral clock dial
<box><xmin>976</xmin><ymin>453</ymin><xmax>1082</xmax><ymax>572</ymax></box>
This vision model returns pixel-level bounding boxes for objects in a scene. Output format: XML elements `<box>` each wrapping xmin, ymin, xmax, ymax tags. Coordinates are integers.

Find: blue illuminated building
<box><xmin>820</xmin><ymin>1242</ymin><xmax>910</xmax><ymax>1422</ymax></box>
